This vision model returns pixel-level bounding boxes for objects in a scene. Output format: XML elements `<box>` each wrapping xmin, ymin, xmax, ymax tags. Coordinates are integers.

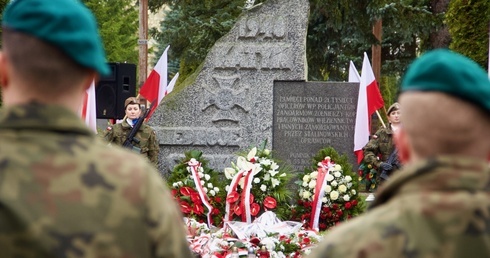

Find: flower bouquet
<box><xmin>358</xmin><ymin>161</ymin><xmax>378</xmax><ymax>191</ymax></box>
<box><xmin>167</xmin><ymin>150</ymin><xmax>227</xmax><ymax>227</ymax></box>
<box><xmin>223</xmin><ymin>141</ymin><xmax>293</xmax><ymax>224</ymax></box>
<box><xmin>290</xmin><ymin>147</ymin><xmax>365</xmax><ymax>231</ymax></box>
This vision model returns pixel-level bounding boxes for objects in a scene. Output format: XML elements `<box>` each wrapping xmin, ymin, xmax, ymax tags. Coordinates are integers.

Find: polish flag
<box><xmin>351</xmin><ymin>54</ymin><xmax>385</xmax><ymax>164</ymax></box>
<box><xmin>362</xmin><ymin>52</ymin><xmax>384</xmax><ymax>118</ymax></box>
<box><xmin>165</xmin><ymin>72</ymin><xmax>179</xmax><ymax>96</ymax></box>
<box><xmin>80</xmin><ymin>81</ymin><xmax>97</xmax><ymax>133</ymax></box>
<box><xmin>139</xmin><ymin>45</ymin><xmax>169</xmax><ymax>119</ymax></box>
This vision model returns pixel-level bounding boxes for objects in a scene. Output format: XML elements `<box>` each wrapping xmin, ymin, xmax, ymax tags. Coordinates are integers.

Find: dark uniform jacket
<box><xmin>0</xmin><ymin>103</ymin><xmax>192</xmax><ymax>258</ymax></box>
<box><xmin>307</xmin><ymin>156</ymin><xmax>490</xmax><ymax>258</ymax></box>
<box><xmin>103</xmin><ymin>119</ymin><xmax>159</xmax><ymax>166</ymax></box>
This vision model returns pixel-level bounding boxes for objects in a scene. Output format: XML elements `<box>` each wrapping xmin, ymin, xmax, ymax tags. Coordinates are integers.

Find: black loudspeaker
<box><xmin>96</xmin><ymin>63</ymin><xmax>136</xmax><ymax>119</ymax></box>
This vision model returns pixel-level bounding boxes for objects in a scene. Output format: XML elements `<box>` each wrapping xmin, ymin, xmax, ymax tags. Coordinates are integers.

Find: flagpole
<box><xmin>138</xmin><ymin>0</ymin><xmax>148</xmax><ymax>87</ymax></box>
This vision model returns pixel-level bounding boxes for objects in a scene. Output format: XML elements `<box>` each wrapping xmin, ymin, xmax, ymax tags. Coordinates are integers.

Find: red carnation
<box><xmin>227</xmin><ymin>191</ymin><xmax>239</xmax><ymax>203</ymax></box>
<box><xmin>250</xmin><ymin>203</ymin><xmax>261</xmax><ymax>216</ymax></box>
<box><xmin>332</xmin><ymin>204</ymin><xmax>339</xmax><ymax>210</ymax></box>
<box><xmin>214</xmin><ymin>196</ymin><xmax>222</xmax><ymax>203</ymax></box>
<box><xmin>336</xmin><ymin>209</ymin><xmax>343</xmax><ymax>216</ymax></box>
<box><xmin>263</xmin><ymin>196</ymin><xmax>277</xmax><ymax>209</ymax></box>
<box><xmin>351</xmin><ymin>200</ymin><xmax>358</xmax><ymax>206</ymax></box>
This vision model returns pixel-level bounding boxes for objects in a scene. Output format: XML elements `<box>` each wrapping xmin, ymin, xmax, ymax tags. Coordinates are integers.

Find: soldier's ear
<box><xmin>394</xmin><ymin>128</ymin><xmax>410</xmax><ymax>164</ymax></box>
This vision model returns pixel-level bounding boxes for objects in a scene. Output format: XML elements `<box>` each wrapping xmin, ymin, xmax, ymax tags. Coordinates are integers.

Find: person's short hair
<box><xmin>2</xmin><ymin>28</ymin><xmax>91</xmax><ymax>97</ymax></box>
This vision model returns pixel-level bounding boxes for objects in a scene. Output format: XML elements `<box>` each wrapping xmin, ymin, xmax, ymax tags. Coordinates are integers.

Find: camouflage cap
<box><xmin>401</xmin><ymin>49</ymin><xmax>490</xmax><ymax>112</ymax></box>
<box><xmin>124</xmin><ymin>97</ymin><xmax>139</xmax><ymax>108</ymax></box>
<box><xmin>2</xmin><ymin>0</ymin><xmax>110</xmax><ymax>76</ymax></box>
<box><xmin>387</xmin><ymin>102</ymin><xmax>400</xmax><ymax>115</ymax></box>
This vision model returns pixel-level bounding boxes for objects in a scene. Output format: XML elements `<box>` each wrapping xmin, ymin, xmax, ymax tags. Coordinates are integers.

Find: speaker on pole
<box><xmin>96</xmin><ymin>63</ymin><xmax>136</xmax><ymax>119</ymax></box>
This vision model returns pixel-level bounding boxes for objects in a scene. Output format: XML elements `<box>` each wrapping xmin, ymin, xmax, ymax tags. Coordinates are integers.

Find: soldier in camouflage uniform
<box><xmin>0</xmin><ymin>1</ymin><xmax>193</xmax><ymax>257</ymax></box>
<box><xmin>307</xmin><ymin>49</ymin><xmax>490</xmax><ymax>258</ymax></box>
<box><xmin>103</xmin><ymin>97</ymin><xmax>159</xmax><ymax>166</ymax></box>
<box><xmin>362</xmin><ymin>102</ymin><xmax>401</xmax><ymax>185</ymax></box>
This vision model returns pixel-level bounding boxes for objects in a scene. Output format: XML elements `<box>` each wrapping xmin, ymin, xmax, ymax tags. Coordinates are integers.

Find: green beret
<box><xmin>401</xmin><ymin>49</ymin><xmax>490</xmax><ymax>112</ymax></box>
<box><xmin>2</xmin><ymin>0</ymin><xmax>110</xmax><ymax>76</ymax></box>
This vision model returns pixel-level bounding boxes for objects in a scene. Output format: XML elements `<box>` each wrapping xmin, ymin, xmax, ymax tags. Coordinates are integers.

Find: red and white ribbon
<box><xmin>309</xmin><ymin>159</ymin><xmax>335</xmax><ymax>231</ymax></box>
<box><xmin>189</xmin><ymin>161</ymin><xmax>214</xmax><ymax>227</ymax></box>
<box><xmin>224</xmin><ymin>169</ymin><xmax>256</xmax><ymax>223</ymax></box>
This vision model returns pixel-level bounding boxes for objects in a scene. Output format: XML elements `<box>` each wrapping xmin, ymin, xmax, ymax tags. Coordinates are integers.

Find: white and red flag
<box><xmin>79</xmin><ymin>80</ymin><xmax>97</xmax><ymax>133</ymax></box>
<box><xmin>351</xmin><ymin>53</ymin><xmax>385</xmax><ymax>164</ymax></box>
<box><xmin>165</xmin><ymin>72</ymin><xmax>179</xmax><ymax>96</ymax></box>
<box><xmin>139</xmin><ymin>45</ymin><xmax>170</xmax><ymax>119</ymax></box>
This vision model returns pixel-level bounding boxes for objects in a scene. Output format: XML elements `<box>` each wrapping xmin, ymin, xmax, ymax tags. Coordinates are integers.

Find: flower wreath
<box><xmin>223</xmin><ymin>142</ymin><xmax>292</xmax><ymax>223</ymax></box>
<box><xmin>290</xmin><ymin>147</ymin><xmax>365</xmax><ymax>231</ymax></box>
<box><xmin>167</xmin><ymin>150</ymin><xmax>227</xmax><ymax>227</ymax></box>
<box><xmin>358</xmin><ymin>161</ymin><xmax>378</xmax><ymax>191</ymax></box>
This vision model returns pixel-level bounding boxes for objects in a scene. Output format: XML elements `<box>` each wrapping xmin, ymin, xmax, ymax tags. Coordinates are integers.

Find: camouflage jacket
<box><xmin>0</xmin><ymin>103</ymin><xmax>193</xmax><ymax>258</ymax></box>
<box><xmin>307</xmin><ymin>156</ymin><xmax>490</xmax><ymax>258</ymax></box>
<box><xmin>362</xmin><ymin>125</ymin><xmax>396</xmax><ymax>167</ymax></box>
<box><xmin>102</xmin><ymin>119</ymin><xmax>159</xmax><ymax>166</ymax></box>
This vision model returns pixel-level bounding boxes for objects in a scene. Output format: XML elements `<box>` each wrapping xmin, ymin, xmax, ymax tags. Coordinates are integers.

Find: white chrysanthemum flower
<box><xmin>204</xmin><ymin>174</ymin><xmax>210</xmax><ymax>181</ymax></box>
<box><xmin>207</xmin><ymin>183</ymin><xmax>213</xmax><ymax>188</ymax></box>
<box><xmin>254</xmin><ymin>177</ymin><xmax>261</xmax><ymax>184</ymax></box>
<box><xmin>338</xmin><ymin>184</ymin><xmax>347</xmax><ymax>193</ymax></box>
<box><xmin>302</xmin><ymin>181</ymin><xmax>308</xmax><ymax>187</ymax></box>
<box><xmin>260</xmin><ymin>184</ymin><xmax>267</xmax><ymax>192</ymax></box>
<box><xmin>322</xmin><ymin>197</ymin><xmax>328</xmax><ymax>203</ymax></box>
<box><xmin>203</xmin><ymin>187</ymin><xmax>208</xmax><ymax>193</ymax></box>
<box><xmin>347</xmin><ymin>182</ymin><xmax>353</xmax><ymax>188</ymax></box>
<box><xmin>334</xmin><ymin>171</ymin><xmax>341</xmax><ymax>178</ymax></box>
<box><xmin>186</xmin><ymin>167</ymin><xmax>191</xmax><ymax>172</ymax></box>
<box><xmin>209</xmin><ymin>190</ymin><xmax>216</xmax><ymax>196</ymax></box>
<box><xmin>172</xmin><ymin>182</ymin><xmax>179</xmax><ymax>188</ymax></box>
<box><xmin>271</xmin><ymin>178</ymin><xmax>280</xmax><ymax>188</ymax></box>
<box><xmin>334</xmin><ymin>164</ymin><xmax>342</xmax><ymax>171</ymax></box>
<box><xmin>225</xmin><ymin>185</ymin><xmax>230</xmax><ymax>192</ymax></box>
<box><xmin>263</xmin><ymin>173</ymin><xmax>271</xmax><ymax>181</ymax></box>
<box><xmin>330</xmin><ymin>191</ymin><xmax>339</xmax><ymax>200</ymax></box>
<box><xmin>200</xmin><ymin>180</ymin><xmax>205</xmax><ymax>186</ymax></box>
<box><xmin>351</xmin><ymin>189</ymin><xmax>356</xmax><ymax>195</ymax></box>
<box><xmin>198</xmin><ymin>166</ymin><xmax>204</xmax><ymax>173</ymax></box>
<box><xmin>303</xmin><ymin>175</ymin><xmax>310</xmax><ymax>182</ymax></box>
<box><xmin>343</xmin><ymin>194</ymin><xmax>350</xmax><ymax>201</ymax></box>
<box><xmin>198</xmin><ymin>172</ymin><xmax>204</xmax><ymax>178</ymax></box>
<box><xmin>326</xmin><ymin>174</ymin><xmax>334</xmax><ymax>181</ymax></box>
<box><xmin>308</xmin><ymin>179</ymin><xmax>317</xmax><ymax>189</ymax></box>
<box><xmin>345</xmin><ymin>175</ymin><xmax>352</xmax><ymax>182</ymax></box>
<box><xmin>178</xmin><ymin>181</ymin><xmax>183</xmax><ymax>187</ymax></box>
<box><xmin>302</xmin><ymin>191</ymin><xmax>311</xmax><ymax>199</ymax></box>
<box><xmin>224</xmin><ymin>167</ymin><xmax>236</xmax><ymax>180</ymax></box>
<box><xmin>310</xmin><ymin>171</ymin><xmax>318</xmax><ymax>179</ymax></box>
<box><xmin>214</xmin><ymin>187</ymin><xmax>220</xmax><ymax>193</ymax></box>
<box><xmin>325</xmin><ymin>185</ymin><xmax>332</xmax><ymax>193</ymax></box>
<box><xmin>331</xmin><ymin>181</ymin><xmax>338</xmax><ymax>187</ymax></box>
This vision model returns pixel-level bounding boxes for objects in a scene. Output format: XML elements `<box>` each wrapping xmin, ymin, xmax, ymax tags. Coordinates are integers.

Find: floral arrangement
<box><xmin>224</xmin><ymin>141</ymin><xmax>293</xmax><ymax>222</ymax></box>
<box><xmin>290</xmin><ymin>147</ymin><xmax>365</xmax><ymax>231</ymax></box>
<box><xmin>358</xmin><ymin>161</ymin><xmax>378</xmax><ymax>191</ymax></box>
<box><xmin>167</xmin><ymin>150</ymin><xmax>227</xmax><ymax>227</ymax></box>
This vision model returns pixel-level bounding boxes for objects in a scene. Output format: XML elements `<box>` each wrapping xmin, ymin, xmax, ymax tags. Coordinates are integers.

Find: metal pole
<box><xmin>138</xmin><ymin>0</ymin><xmax>148</xmax><ymax>87</ymax></box>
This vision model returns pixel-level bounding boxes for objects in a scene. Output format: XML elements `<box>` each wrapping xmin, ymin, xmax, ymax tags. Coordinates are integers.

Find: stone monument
<box><xmin>151</xmin><ymin>0</ymin><xmax>310</xmax><ymax>174</ymax></box>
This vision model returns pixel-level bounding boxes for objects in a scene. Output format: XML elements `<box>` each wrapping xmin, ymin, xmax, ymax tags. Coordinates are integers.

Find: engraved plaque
<box><xmin>273</xmin><ymin>81</ymin><xmax>359</xmax><ymax>172</ymax></box>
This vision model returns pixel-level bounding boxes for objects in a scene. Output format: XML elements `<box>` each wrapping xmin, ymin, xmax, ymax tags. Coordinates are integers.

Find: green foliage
<box><xmin>83</xmin><ymin>0</ymin><xmax>138</xmax><ymax>64</ymax></box>
<box><xmin>446</xmin><ymin>0</ymin><xmax>490</xmax><ymax>70</ymax></box>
